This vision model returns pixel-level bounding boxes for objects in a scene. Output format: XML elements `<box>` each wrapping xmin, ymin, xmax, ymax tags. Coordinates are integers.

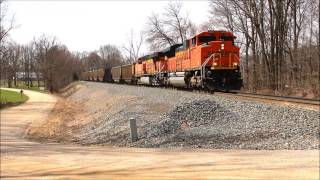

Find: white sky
<box><xmin>7</xmin><ymin>0</ymin><xmax>210</xmax><ymax>54</ymax></box>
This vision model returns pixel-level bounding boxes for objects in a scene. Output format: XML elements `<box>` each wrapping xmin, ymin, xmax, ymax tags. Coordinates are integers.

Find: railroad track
<box><xmin>87</xmin><ymin>81</ymin><xmax>320</xmax><ymax>107</ymax></box>
<box><xmin>165</xmin><ymin>86</ymin><xmax>319</xmax><ymax>106</ymax></box>
<box><xmin>215</xmin><ymin>91</ymin><xmax>320</xmax><ymax>106</ymax></box>
<box><xmin>169</xmin><ymin>86</ymin><xmax>319</xmax><ymax>106</ymax></box>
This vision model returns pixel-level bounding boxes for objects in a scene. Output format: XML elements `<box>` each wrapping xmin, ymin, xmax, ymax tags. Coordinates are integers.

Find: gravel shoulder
<box><xmin>28</xmin><ymin>81</ymin><xmax>320</xmax><ymax>150</ymax></box>
<box><xmin>2</xmin><ymin>87</ymin><xmax>319</xmax><ymax>179</ymax></box>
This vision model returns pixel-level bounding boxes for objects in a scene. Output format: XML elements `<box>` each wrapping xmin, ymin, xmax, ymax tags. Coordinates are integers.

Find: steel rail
<box><xmin>85</xmin><ymin>81</ymin><xmax>320</xmax><ymax>106</ymax></box>
<box><xmin>216</xmin><ymin>91</ymin><xmax>320</xmax><ymax>106</ymax></box>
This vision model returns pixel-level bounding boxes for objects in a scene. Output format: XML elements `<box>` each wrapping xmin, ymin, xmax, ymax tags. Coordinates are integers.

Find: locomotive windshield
<box><xmin>199</xmin><ymin>36</ymin><xmax>216</xmax><ymax>43</ymax></box>
<box><xmin>220</xmin><ymin>36</ymin><xmax>235</xmax><ymax>44</ymax></box>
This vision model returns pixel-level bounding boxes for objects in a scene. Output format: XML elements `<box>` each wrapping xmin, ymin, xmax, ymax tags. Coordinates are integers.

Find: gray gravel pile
<box><xmin>142</xmin><ymin>100</ymin><xmax>236</xmax><ymax>138</ymax></box>
<box><xmin>137</xmin><ymin>98</ymin><xmax>319</xmax><ymax>149</ymax></box>
<box><xmin>136</xmin><ymin>99</ymin><xmax>238</xmax><ymax>148</ymax></box>
<box><xmin>69</xmin><ymin>82</ymin><xmax>319</xmax><ymax>150</ymax></box>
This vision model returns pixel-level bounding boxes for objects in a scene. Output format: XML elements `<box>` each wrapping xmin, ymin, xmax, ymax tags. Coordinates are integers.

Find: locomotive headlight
<box><xmin>213</xmin><ymin>62</ymin><xmax>218</xmax><ymax>66</ymax></box>
<box><xmin>233</xmin><ymin>62</ymin><xmax>238</xmax><ymax>66</ymax></box>
<box><xmin>221</xmin><ymin>44</ymin><xmax>224</xmax><ymax>50</ymax></box>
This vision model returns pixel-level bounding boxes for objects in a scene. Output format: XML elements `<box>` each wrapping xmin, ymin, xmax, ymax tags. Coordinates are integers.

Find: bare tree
<box><xmin>208</xmin><ymin>0</ymin><xmax>235</xmax><ymax>32</ymax></box>
<box><xmin>208</xmin><ymin>0</ymin><xmax>255</xmax><ymax>89</ymax></box>
<box><xmin>209</xmin><ymin>0</ymin><xmax>319</xmax><ymax>97</ymax></box>
<box><xmin>85</xmin><ymin>51</ymin><xmax>102</xmax><ymax>71</ymax></box>
<box><xmin>99</xmin><ymin>44</ymin><xmax>123</xmax><ymax>68</ymax></box>
<box><xmin>146</xmin><ymin>0</ymin><xmax>196</xmax><ymax>51</ymax></box>
<box><xmin>21</xmin><ymin>43</ymin><xmax>36</xmax><ymax>87</ymax></box>
<box><xmin>44</xmin><ymin>45</ymin><xmax>79</xmax><ymax>92</ymax></box>
<box><xmin>146</xmin><ymin>13</ymin><xmax>175</xmax><ymax>51</ymax></box>
<box><xmin>0</xmin><ymin>1</ymin><xmax>92</xmax><ymax>92</ymax></box>
<box><xmin>33</xmin><ymin>34</ymin><xmax>57</xmax><ymax>87</ymax></box>
<box><xmin>0</xmin><ymin>0</ymin><xmax>15</xmax><ymax>86</ymax></box>
<box><xmin>163</xmin><ymin>1</ymin><xmax>196</xmax><ymax>43</ymax></box>
<box><xmin>123</xmin><ymin>29</ymin><xmax>143</xmax><ymax>64</ymax></box>
<box><xmin>1</xmin><ymin>42</ymin><xmax>21</xmax><ymax>88</ymax></box>
<box><xmin>0</xmin><ymin>0</ymin><xmax>15</xmax><ymax>46</ymax></box>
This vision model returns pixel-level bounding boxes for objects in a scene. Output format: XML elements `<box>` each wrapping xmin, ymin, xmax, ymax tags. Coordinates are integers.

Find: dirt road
<box><xmin>1</xmin><ymin>89</ymin><xmax>319</xmax><ymax>179</ymax></box>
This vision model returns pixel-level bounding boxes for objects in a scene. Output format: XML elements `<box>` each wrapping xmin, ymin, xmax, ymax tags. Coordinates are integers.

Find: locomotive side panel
<box><xmin>134</xmin><ymin>63</ymin><xmax>145</xmax><ymax>77</ymax></box>
<box><xmin>156</xmin><ymin>59</ymin><xmax>167</xmax><ymax>73</ymax></box>
<box><xmin>167</xmin><ymin>57</ymin><xmax>177</xmax><ymax>73</ymax></box>
<box><xmin>181</xmin><ymin>50</ymin><xmax>191</xmax><ymax>70</ymax></box>
<box><xmin>176</xmin><ymin>57</ymin><xmax>183</xmax><ymax>72</ymax></box>
<box><xmin>189</xmin><ymin>47</ymin><xmax>201</xmax><ymax>69</ymax></box>
<box><xmin>145</xmin><ymin>59</ymin><xmax>156</xmax><ymax>75</ymax></box>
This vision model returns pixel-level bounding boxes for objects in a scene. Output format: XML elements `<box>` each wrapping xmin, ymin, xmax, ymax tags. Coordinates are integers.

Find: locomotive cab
<box><xmin>199</xmin><ymin>31</ymin><xmax>242</xmax><ymax>90</ymax></box>
<box><xmin>196</xmin><ymin>31</ymin><xmax>240</xmax><ymax>70</ymax></box>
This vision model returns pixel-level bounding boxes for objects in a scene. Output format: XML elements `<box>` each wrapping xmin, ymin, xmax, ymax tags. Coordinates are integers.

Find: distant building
<box><xmin>15</xmin><ymin>72</ymin><xmax>42</xmax><ymax>80</ymax></box>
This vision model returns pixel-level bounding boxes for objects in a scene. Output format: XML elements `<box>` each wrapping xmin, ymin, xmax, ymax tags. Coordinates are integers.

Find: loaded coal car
<box><xmin>121</xmin><ymin>64</ymin><xmax>135</xmax><ymax>84</ymax></box>
<box><xmin>95</xmin><ymin>69</ymin><xmax>105</xmax><ymax>81</ymax></box>
<box><xmin>80</xmin><ymin>71</ymin><xmax>89</xmax><ymax>81</ymax></box>
<box><xmin>111</xmin><ymin>66</ymin><xmax>121</xmax><ymax>83</ymax></box>
<box><xmin>81</xmin><ymin>69</ymin><xmax>101</xmax><ymax>81</ymax></box>
<box><xmin>110</xmin><ymin>65</ymin><xmax>135</xmax><ymax>84</ymax></box>
<box><xmin>88</xmin><ymin>71</ymin><xmax>95</xmax><ymax>81</ymax></box>
<box><xmin>80</xmin><ymin>68</ymin><xmax>113</xmax><ymax>82</ymax></box>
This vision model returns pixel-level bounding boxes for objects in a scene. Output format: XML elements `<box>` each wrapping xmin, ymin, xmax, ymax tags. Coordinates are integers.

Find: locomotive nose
<box><xmin>220</xmin><ymin>43</ymin><xmax>224</xmax><ymax>50</ymax></box>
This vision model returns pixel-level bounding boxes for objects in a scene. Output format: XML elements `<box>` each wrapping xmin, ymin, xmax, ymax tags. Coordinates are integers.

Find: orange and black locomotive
<box><xmin>81</xmin><ymin>30</ymin><xmax>242</xmax><ymax>91</ymax></box>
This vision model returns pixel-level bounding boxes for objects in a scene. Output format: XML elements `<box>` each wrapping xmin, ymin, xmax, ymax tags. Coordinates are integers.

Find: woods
<box><xmin>0</xmin><ymin>31</ymin><xmax>82</xmax><ymax>92</ymax></box>
<box><xmin>1</xmin><ymin>0</ymin><xmax>319</xmax><ymax>97</ymax></box>
<box><xmin>208</xmin><ymin>0</ymin><xmax>319</xmax><ymax>96</ymax></box>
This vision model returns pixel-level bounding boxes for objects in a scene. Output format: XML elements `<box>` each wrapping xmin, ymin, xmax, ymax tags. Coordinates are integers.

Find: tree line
<box><xmin>143</xmin><ymin>0</ymin><xmax>319</xmax><ymax>97</ymax></box>
<box><xmin>0</xmin><ymin>34</ymin><xmax>125</xmax><ymax>92</ymax></box>
<box><xmin>206</xmin><ymin>0</ymin><xmax>319</xmax><ymax>97</ymax></box>
<box><xmin>1</xmin><ymin>0</ymin><xmax>319</xmax><ymax>97</ymax></box>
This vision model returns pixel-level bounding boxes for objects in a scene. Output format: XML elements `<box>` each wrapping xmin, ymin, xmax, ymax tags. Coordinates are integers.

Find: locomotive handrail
<box><xmin>156</xmin><ymin>64</ymin><xmax>166</xmax><ymax>79</ymax></box>
<box><xmin>160</xmin><ymin>64</ymin><xmax>165</xmax><ymax>72</ymax></box>
<box><xmin>200</xmin><ymin>53</ymin><xmax>217</xmax><ymax>82</ymax></box>
<box><xmin>233</xmin><ymin>53</ymin><xmax>240</xmax><ymax>62</ymax></box>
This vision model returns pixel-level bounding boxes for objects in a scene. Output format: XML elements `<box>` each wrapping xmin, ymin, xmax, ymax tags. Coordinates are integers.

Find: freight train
<box><xmin>81</xmin><ymin>30</ymin><xmax>243</xmax><ymax>91</ymax></box>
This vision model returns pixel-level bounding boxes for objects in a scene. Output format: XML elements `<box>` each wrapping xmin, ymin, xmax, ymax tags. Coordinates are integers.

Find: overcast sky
<box><xmin>7</xmin><ymin>1</ymin><xmax>210</xmax><ymax>54</ymax></box>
